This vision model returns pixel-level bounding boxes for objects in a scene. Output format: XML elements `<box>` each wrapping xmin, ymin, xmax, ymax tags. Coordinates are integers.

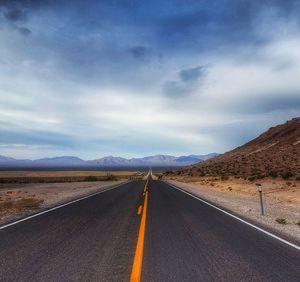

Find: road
<box><xmin>0</xmin><ymin>178</ymin><xmax>299</xmax><ymax>281</ymax></box>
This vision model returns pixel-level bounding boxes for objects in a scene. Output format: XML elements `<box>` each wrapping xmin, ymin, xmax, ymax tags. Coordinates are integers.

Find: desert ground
<box><xmin>0</xmin><ymin>171</ymin><xmax>142</xmax><ymax>225</ymax></box>
<box><xmin>164</xmin><ymin>176</ymin><xmax>300</xmax><ymax>243</ymax></box>
<box><xmin>0</xmin><ymin>170</ymin><xmax>142</xmax><ymax>183</ymax></box>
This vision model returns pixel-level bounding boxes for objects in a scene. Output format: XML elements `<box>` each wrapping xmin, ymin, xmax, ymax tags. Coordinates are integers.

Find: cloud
<box><xmin>4</xmin><ymin>7</ymin><xmax>25</xmax><ymax>21</ymax></box>
<box><xmin>1</xmin><ymin>0</ymin><xmax>300</xmax><ymax>158</ymax></box>
<box><xmin>0</xmin><ymin>1</ymin><xmax>35</xmax><ymax>35</ymax></box>
<box><xmin>17</xmin><ymin>26</ymin><xmax>31</xmax><ymax>35</ymax></box>
<box><xmin>0</xmin><ymin>128</ymin><xmax>77</xmax><ymax>149</ymax></box>
<box><xmin>163</xmin><ymin>66</ymin><xmax>207</xmax><ymax>97</ymax></box>
<box><xmin>179</xmin><ymin>66</ymin><xmax>207</xmax><ymax>82</ymax></box>
<box><xmin>129</xmin><ymin>46</ymin><xmax>148</xmax><ymax>59</ymax></box>
<box><xmin>232</xmin><ymin>93</ymin><xmax>300</xmax><ymax>114</ymax></box>
<box><xmin>0</xmin><ymin>0</ymin><xmax>36</xmax><ymax>23</ymax></box>
<box><xmin>193</xmin><ymin>37</ymin><xmax>300</xmax><ymax>116</ymax></box>
<box><xmin>163</xmin><ymin>81</ymin><xmax>188</xmax><ymax>98</ymax></box>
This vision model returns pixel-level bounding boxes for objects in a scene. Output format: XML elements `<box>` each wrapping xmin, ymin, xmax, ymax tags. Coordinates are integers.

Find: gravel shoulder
<box><xmin>164</xmin><ymin>178</ymin><xmax>300</xmax><ymax>244</ymax></box>
<box><xmin>0</xmin><ymin>180</ymin><xmax>127</xmax><ymax>226</ymax></box>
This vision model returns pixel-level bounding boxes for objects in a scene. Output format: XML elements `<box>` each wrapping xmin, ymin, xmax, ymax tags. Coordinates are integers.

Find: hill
<box><xmin>172</xmin><ymin>117</ymin><xmax>300</xmax><ymax>180</ymax></box>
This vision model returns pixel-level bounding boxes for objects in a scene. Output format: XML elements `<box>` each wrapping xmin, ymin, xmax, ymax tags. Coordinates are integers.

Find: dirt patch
<box><xmin>0</xmin><ymin>197</ymin><xmax>43</xmax><ymax>213</ymax></box>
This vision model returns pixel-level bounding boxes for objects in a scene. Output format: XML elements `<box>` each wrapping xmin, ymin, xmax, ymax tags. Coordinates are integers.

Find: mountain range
<box><xmin>0</xmin><ymin>153</ymin><xmax>219</xmax><ymax>168</ymax></box>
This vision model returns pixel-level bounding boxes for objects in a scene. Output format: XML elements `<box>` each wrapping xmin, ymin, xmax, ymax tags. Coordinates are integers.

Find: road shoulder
<box><xmin>164</xmin><ymin>179</ymin><xmax>300</xmax><ymax>246</ymax></box>
<box><xmin>0</xmin><ymin>180</ymin><xmax>127</xmax><ymax>227</ymax></box>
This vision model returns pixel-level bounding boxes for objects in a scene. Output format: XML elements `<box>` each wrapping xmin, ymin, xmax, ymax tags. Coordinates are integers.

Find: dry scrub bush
<box><xmin>275</xmin><ymin>217</ymin><xmax>287</xmax><ymax>225</ymax></box>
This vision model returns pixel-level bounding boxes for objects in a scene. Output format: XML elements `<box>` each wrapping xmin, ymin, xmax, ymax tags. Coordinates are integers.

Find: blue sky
<box><xmin>0</xmin><ymin>0</ymin><xmax>300</xmax><ymax>159</ymax></box>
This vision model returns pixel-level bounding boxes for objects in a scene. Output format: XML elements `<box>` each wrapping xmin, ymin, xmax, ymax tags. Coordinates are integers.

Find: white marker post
<box><xmin>256</xmin><ymin>183</ymin><xmax>264</xmax><ymax>215</ymax></box>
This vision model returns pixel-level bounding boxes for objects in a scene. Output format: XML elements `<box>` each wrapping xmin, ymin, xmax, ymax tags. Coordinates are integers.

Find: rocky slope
<box><xmin>171</xmin><ymin>117</ymin><xmax>300</xmax><ymax>180</ymax></box>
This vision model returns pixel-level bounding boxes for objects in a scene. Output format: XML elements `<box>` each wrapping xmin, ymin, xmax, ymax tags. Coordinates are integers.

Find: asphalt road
<box><xmin>0</xmin><ymin>181</ymin><xmax>144</xmax><ymax>281</ymax></box>
<box><xmin>143</xmin><ymin>180</ymin><xmax>300</xmax><ymax>281</ymax></box>
<box><xmin>0</xmin><ymin>179</ymin><xmax>300</xmax><ymax>281</ymax></box>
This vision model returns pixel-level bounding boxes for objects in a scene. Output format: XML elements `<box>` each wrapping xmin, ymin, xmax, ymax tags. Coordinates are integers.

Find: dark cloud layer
<box><xmin>4</xmin><ymin>7</ymin><xmax>25</xmax><ymax>21</ymax></box>
<box><xmin>1</xmin><ymin>0</ymin><xmax>299</xmax><ymax>78</ymax></box>
<box><xmin>0</xmin><ymin>0</ymin><xmax>47</xmax><ymax>35</ymax></box>
<box><xmin>0</xmin><ymin>0</ymin><xmax>44</xmax><ymax>21</ymax></box>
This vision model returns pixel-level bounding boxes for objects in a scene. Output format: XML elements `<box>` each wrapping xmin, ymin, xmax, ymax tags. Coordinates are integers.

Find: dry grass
<box><xmin>0</xmin><ymin>171</ymin><xmax>138</xmax><ymax>178</ymax></box>
<box><xmin>0</xmin><ymin>171</ymin><xmax>143</xmax><ymax>184</ymax></box>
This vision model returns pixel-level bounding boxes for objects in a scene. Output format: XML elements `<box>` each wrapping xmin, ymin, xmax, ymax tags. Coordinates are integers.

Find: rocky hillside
<box><xmin>170</xmin><ymin>117</ymin><xmax>300</xmax><ymax>180</ymax></box>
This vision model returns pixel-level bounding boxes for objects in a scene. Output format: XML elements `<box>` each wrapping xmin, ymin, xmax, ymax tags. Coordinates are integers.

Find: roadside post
<box><xmin>256</xmin><ymin>183</ymin><xmax>264</xmax><ymax>215</ymax></box>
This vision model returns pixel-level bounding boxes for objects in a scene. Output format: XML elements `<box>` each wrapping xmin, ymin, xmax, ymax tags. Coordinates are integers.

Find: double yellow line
<box><xmin>130</xmin><ymin>181</ymin><xmax>149</xmax><ymax>282</ymax></box>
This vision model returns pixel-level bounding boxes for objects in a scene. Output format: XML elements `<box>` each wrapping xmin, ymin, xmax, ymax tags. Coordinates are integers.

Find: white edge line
<box><xmin>0</xmin><ymin>181</ymin><xmax>130</xmax><ymax>230</ymax></box>
<box><xmin>165</xmin><ymin>181</ymin><xmax>300</xmax><ymax>252</ymax></box>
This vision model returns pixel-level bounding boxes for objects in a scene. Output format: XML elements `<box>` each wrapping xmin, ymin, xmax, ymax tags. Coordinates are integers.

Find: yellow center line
<box><xmin>130</xmin><ymin>190</ymin><xmax>149</xmax><ymax>282</ymax></box>
<box><xmin>137</xmin><ymin>205</ymin><xmax>143</xmax><ymax>215</ymax></box>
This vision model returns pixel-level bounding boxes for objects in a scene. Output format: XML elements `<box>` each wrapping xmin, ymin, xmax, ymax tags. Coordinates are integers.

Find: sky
<box><xmin>0</xmin><ymin>0</ymin><xmax>300</xmax><ymax>159</ymax></box>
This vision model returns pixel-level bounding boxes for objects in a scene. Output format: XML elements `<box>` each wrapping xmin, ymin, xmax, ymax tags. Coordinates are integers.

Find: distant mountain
<box><xmin>0</xmin><ymin>155</ymin><xmax>85</xmax><ymax>167</ymax></box>
<box><xmin>0</xmin><ymin>153</ymin><xmax>218</xmax><ymax>168</ymax></box>
<box><xmin>87</xmin><ymin>156</ymin><xmax>129</xmax><ymax>166</ymax></box>
<box><xmin>172</xmin><ymin>117</ymin><xmax>300</xmax><ymax>179</ymax></box>
<box><xmin>87</xmin><ymin>154</ymin><xmax>218</xmax><ymax>167</ymax></box>
<box><xmin>0</xmin><ymin>155</ymin><xmax>17</xmax><ymax>162</ymax></box>
<box><xmin>33</xmin><ymin>156</ymin><xmax>85</xmax><ymax>166</ymax></box>
<box><xmin>0</xmin><ymin>156</ymin><xmax>31</xmax><ymax>164</ymax></box>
